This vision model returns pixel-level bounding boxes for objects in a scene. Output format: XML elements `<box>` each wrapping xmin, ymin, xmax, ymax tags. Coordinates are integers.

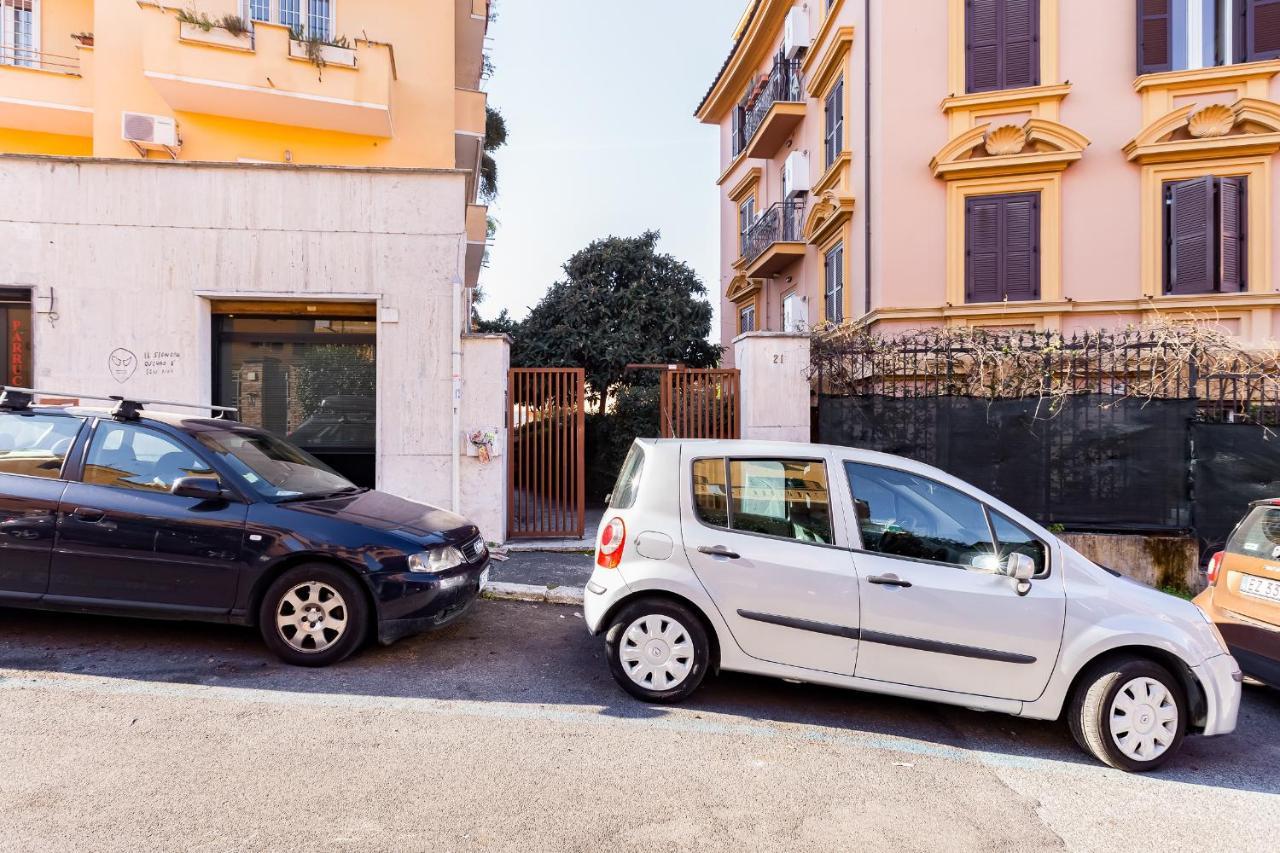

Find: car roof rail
<box><xmin>0</xmin><ymin>386</ymin><xmax>238</xmax><ymax>421</ymax></box>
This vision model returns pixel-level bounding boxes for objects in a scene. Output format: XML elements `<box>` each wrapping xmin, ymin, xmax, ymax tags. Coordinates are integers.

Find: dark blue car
<box><xmin>0</xmin><ymin>393</ymin><xmax>489</xmax><ymax>666</ymax></box>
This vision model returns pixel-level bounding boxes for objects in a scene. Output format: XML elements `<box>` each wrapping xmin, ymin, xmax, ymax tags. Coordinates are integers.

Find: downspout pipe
<box><xmin>451</xmin><ymin>265</ymin><xmax>464</xmax><ymax>515</ymax></box>
<box><xmin>864</xmin><ymin>0</ymin><xmax>873</xmax><ymax>316</ymax></box>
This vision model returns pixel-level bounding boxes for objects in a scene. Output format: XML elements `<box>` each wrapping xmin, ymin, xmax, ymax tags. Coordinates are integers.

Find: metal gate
<box><xmin>508</xmin><ymin>367</ymin><xmax>586</xmax><ymax>539</ymax></box>
<box><xmin>660</xmin><ymin>368</ymin><xmax>741</xmax><ymax>439</ymax></box>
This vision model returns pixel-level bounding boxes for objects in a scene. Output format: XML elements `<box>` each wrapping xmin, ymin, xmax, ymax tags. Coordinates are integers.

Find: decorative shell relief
<box><xmin>984</xmin><ymin>124</ymin><xmax>1028</xmax><ymax>156</ymax></box>
<box><xmin>1187</xmin><ymin>104</ymin><xmax>1237</xmax><ymax>139</ymax></box>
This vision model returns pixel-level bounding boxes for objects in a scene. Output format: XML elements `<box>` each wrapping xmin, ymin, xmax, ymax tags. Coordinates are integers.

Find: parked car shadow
<box><xmin>1</xmin><ymin>600</ymin><xmax>1276</xmax><ymax>796</ymax></box>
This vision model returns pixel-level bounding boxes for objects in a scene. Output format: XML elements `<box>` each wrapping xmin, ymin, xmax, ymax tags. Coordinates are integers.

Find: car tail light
<box><xmin>1206</xmin><ymin>551</ymin><xmax>1224</xmax><ymax>584</ymax></box>
<box><xmin>597</xmin><ymin>517</ymin><xmax>626</xmax><ymax>569</ymax></box>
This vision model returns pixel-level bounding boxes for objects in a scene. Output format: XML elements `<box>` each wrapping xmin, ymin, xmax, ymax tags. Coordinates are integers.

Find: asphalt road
<box><xmin>1</xmin><ymin>600</ymin><xmax>1277</xmax><ymax>852</ymax></box>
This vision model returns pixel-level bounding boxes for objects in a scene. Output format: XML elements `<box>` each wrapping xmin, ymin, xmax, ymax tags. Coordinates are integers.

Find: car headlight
<box><xmin>408</xmin><ymin>546</ymin><xmax>466</xmax><ymax>574</ymax></box>
<box><xmin>1193</xmin><ymin>604</ymin><xmax>1232</xmax><ymax>654</ymax></box>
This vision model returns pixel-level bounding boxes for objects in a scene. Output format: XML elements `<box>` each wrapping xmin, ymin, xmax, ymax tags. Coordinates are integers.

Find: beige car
<box><xmin>1195</xmin><ymin>500</ymin><xmax>1280</xmax><ymax>689</ymax></box>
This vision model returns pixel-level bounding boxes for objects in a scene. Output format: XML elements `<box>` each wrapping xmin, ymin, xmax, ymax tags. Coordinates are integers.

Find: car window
<box><xmin>846</xmin><ymin>461</ymin><xmax>997</xmax><ymax>570</ymax></box>
<box><xmin>609</xmin><ymin>444</ymin><xmax>645</xmax><ymax>510</ymax></box>
<box><xmin>1226</xmin><ymin>506</ymin><xmax>1280</xmax><ymax>560</ymax></box>
<box><xmin>0</xmin><ymin>412</ymin><xmax>83</xmax><ymax>479</ymax></box>
<box><xmin>692</xmin><ymin>457</ymin><xmax>832</xmax><ymax>545</ymax></box>
<box><xmin>84</xmin><ymin>422</ymin><xmax>214</xmax><ymax>494</ymax></box>
<box><xmin>989</xmin><ymin>509</ymin><xmax>1049</xmax><ymax>578</ymax></box>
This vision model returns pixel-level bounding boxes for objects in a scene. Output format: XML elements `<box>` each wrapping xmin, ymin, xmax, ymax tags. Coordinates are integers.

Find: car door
<box><xmin>48</xmin><ymin>419</ymin><xmax>249</xmax><ymax>616</ymax></box>
<box><xmin>0</xmin><ymin>410</ymin><xmax>86</xmax><ymax>601</ymax></box>
<box><xmin>682</xmin><ymin>452</ymin><xmax>861</xmax><ymax>677</ymax></box>
<box><xmin>840</xmin><ymin>459</ymin><xmax>1065</xmax><ymax>703</ymax></box>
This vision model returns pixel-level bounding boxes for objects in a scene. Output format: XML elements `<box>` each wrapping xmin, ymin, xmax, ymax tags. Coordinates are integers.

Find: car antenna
<box><xmin>1</xmin><ymin>386</ymin><xmax>238</xmax><ymax>420</ymax></box>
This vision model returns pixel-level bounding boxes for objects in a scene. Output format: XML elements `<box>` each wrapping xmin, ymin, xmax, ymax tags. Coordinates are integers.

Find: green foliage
<box><xmin>177</xmin><ymin>7</ymin><xmax>215</xmax><ymax>31</ymax></box>
<box><xmin>512</xmin><ymin>231</ymin><xmax>720</xmax><ymax>409</ymax></box>
<box><xmin>474</xmin><ymin>308</ymin><xmax>519</xmax><ymax>336</ymax></box>
<box><xmin>585</xmin><ymin>383</ymin><xmax>660</xmax><ymax>503</ymax></box>
<box><xmin>480</xmin><ymin>106</ymin><xmax>508</xmax><ymax>203</ymax></box>
<box><xmin>293</xmin><ymin>346</ymin><xmax>375</xmax><ymax>416</ymax></box>
<box><xmin>219</xmin><ymin>14</ymin><xmax>250</xmax><ymax>37</ymax></box>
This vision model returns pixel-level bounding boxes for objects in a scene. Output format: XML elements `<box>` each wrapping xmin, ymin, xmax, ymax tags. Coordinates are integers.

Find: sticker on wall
<box><xmin>108</xmin><ymin>348</ymin><xmax>138</xmax><ymax>384</ymax></box>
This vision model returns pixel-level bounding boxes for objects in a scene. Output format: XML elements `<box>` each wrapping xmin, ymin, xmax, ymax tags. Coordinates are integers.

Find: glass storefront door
<box><xmin>213</xmin><ymin>313</ymin><xmax>376</xmax><ymax>487</ymax></box>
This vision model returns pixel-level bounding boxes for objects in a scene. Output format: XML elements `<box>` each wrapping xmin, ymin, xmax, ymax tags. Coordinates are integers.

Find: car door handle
<box><xmin>698</xmin><ymin>545</ymin><xmax>740</xmax><ymax>560</ymax></box>
<box><xmin>868</xmin><ymin>574</ymin><xmax>912</xmax><ymax>588</ymax></box>
<box><xmin>70</xmin><ymin>507</ymin><xmax>106</xmax><ymax>523</ymax></box>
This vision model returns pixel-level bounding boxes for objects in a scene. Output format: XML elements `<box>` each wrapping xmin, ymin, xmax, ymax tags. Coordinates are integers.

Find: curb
<box><xmin>482</xmin><ymin>582</ymin><xmax>584</xmax><ymax>606</ymax></box>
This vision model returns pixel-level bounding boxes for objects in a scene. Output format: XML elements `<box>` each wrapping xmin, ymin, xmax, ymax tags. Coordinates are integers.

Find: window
<box><xmin>847</xmin><ymin>461</ymin><xmax>1048</xmax><ymax>576</ymax></box>
<box><xmin>966</xmin><ymin>0</ymin><xmax>1040</xmax><ymax>93</ymax></box>
<box><xmin>692</xmin><ymin>457</ymin><xmax>833</xmax><ymax>545</ymax></box>
<box><xmin>242</xmin><ymin>0</ymin><xmax>333</xmax><ymax>38</ymax></box>
<box><xmin>0</xmin><ymin>1</ymin><xmax>37</xmax><ymax>68</ymax></box>
<box><xmin>824</xmin><ymin>242</ymin><xmax>844</xmax><ymax>323</ymax></box>
<box><xmin>965</xmin><ymin>192</ymin><xmax>1040</xmax><ymax>303</ymax></box>
<box><xmin>0</xmin><ymin>413</ymin><xmax>82</xmax><ymax>479</ymax></box>
<box><xmin>739</xmin><ymin>304</ymin><xmax>757</xmax><ymax>334</ymax></box>
<box><xmin>783</xmin><ymin>291</ymin><xmax>804</xmax><ymax>331</ymax></box>
<box><xmin>608</xmin><ymin>444</ymin><xmax>645</xmax><ymax>510</ymax></box>
<box><xmin>1226</xmin><ymin>504</ymin><xmax>1280</xmax><ymax>557</ymax></box>
<box><xmin>1163</xmin><ymin>176</ymin><xmax>1245</xmax><ymax>294</ymax></box>
<box><xmin>1140</xmin><ymin>0</ymin><xmax>1280</xmax><ymax>73</ymax></box>
<box><xmin>824</xmin><ymin>77</ymin><xmax>844</xmax><ymax>169</ymax></box>
<box><xmin>247</xmin><ymin>0</ymin><xmax>271</xmax><ymax>22</ymax></box>
<box><xmin>738</xmin><ymin>196</ymin><xmax>756</xmax><ymax>257</ymax></box>
<box><xmin>84</xmin><ymin>423</ymin><xmax>214</xmax><ymax>494</ymax></box>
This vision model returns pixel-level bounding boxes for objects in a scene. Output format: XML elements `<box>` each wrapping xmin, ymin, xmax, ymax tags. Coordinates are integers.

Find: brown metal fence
<box><xmin>660</xmin><ymin>368</ymin><xmax>741</xmax><ymax>439</ymax></box>
<box><xmin>507</xmin><ymin>368</ymin><xmax>585</xmax><ymax>539</ymax></box>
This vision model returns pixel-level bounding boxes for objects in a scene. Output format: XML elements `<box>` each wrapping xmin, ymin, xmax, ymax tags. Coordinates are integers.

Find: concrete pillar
<box><xmin>733</xmin><ymin>332</ymin><xmax>811</xmax><ymax>443</ymax></box>
<box><xmin>459</xmin><ymin>334</ymin><xmax>510</xmax><ymax>543</ymax></box>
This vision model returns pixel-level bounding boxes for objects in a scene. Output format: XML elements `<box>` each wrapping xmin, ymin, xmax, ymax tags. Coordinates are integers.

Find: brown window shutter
<box><xmin>1003</xmin><ymin>194</ymin><xmax>1040</xmax><ymax>300</ymax></box>
<box><xmin>966</xmin><ymin>0</ymin><xmax>1001</xmax><ymax>93</ymax></box>
<box><xmin>1002</xmin><ymin>0</ymin><xmax>1040</xmax><ymax>89</ymax></box>
<box><xmin>966</xmin><ymin>193</ymin><xmax>1041</xmax><ymax>303</ymax></box>
<box><xmin>1248</xmin><ymin>0</ymin><xmax>1280</xmax><ymax>60</ymax></box>
<box><xmin>1219</xmin><ymin>177</ymin><xmax>1246</xmax><ymax>293</ymax></box>
<box><xmin>965</xmin><ymin>197</ymin><xmax>1004</xmax><ymax>302</ymax></box>
<box><xmin>1167</xmin><ymin>177</ymin><xmax>1215</xmax><ymax>295</ymax></box>
<box><xmin>1137</xmin><ymin>0</ymin><xmax>1172</xmax><ymax>74</ymax></box>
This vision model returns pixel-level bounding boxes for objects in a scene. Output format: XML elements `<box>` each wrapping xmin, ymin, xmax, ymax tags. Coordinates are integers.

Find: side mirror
<box><xmin>171</xmin><ymin>476</ymin><xmax>226</xmax><ymax>502</ymax></box>
<box><xmin>1001</xmin><ymin>553</ymin><xmax>1037</xmax><ymax>582</ymax></box>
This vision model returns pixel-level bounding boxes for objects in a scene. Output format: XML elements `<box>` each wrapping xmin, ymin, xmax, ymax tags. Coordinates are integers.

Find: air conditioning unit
<box><xmin>783</xmin><ymin>6</ymin><xmax>810</xmax><ymax>59</ymax></box>
<box><xmin>121</xmin><ymin>112</ymin><xmax>179</xmax><ymax>150</ymax></box>
<box><xmin>783</xmin><ymin>150</ymin><xmax>810</xmax><ymax>198</ymax></box>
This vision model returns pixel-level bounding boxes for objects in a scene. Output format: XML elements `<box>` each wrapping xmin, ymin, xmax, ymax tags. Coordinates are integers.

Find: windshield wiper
<box><xmin>275</xmin><ymin>486</ymin><xmax>367</xmax><ymax>503</ymax></box>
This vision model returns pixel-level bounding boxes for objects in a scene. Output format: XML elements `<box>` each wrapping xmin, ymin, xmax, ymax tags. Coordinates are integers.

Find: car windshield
<box><xmin>193</xmin><ymin>427</ymin><xmax>359</xmax><ymax>501</ymax></box>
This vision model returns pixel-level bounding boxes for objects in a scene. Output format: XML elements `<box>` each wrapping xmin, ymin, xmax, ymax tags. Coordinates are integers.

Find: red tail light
<box><xmin>1207</xmin><ymin>551</ymin><xmax>1224</xmax><ymax>584</ymax></box>
<box><xmin>596</xmin><ymin>517</ymin><xmax>626</xmax><ymax>569</ymax></box>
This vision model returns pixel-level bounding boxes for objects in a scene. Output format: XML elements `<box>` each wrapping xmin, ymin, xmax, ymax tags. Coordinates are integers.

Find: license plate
<box><xmin>478</xmin><ymin>567</ymin><xmax>490</xmax><ymax>591</ymax></box>
<box><xmin>1240</xmin><ymin>575</ymin><xmax>1280</xmax><ymax>603</ymax></box>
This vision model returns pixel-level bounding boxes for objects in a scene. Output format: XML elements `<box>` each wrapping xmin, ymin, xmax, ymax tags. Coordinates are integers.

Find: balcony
<box><xmin>740</xmin><ymin>200</ymin><xmax>806</xmax><ymax>277</ymax></box>
<box><xmin>141</xmin><ymin>9</ymin><xmax>394</xmax><ymax>138</ymax></box>
<box><xmin>465</xmin><ymin>203</ymin><xmax>489</xmax><ymax>287</ymax></box>
<box><xmin>455</xmin><ymin>87</ymin><xmax>486</xmax><ymax>199</ymax></box>
<box><xmin>733</xmin><ymin>55</ymin><xmax>805</xmax><ymax>161</ymax></box>
<box><xmin>0</xmin><ymin>48</ymin><xmax>92</xmax><ymax>137</ymax></box>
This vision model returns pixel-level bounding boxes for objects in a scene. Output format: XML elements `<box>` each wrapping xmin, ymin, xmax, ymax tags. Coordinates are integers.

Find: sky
<box><xmin>477</xmin><ymin>0</ymin><xmax>746</xmax><ymax>324</ymax></box>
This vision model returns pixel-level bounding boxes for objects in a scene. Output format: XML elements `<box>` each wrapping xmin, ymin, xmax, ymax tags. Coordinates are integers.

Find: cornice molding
<box><xmin>931</xmin><ymin>118</ymin><xmax>1090</xmax><ymax>179</ymax></box>
<box><xmin>1124</xmin><ymin>97</ymin><xmax>1280</xmax><ymax>163</ymax></box>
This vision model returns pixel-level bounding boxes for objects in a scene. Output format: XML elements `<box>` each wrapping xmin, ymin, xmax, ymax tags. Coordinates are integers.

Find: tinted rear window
<box><xmin>0</xmin><ymin>412</ymin><xmax>83</xmax><ymax>479</ymax></box>
<box><xmin>1227</xmin><ymin>506</ymin><xmax>1280</xmax><ymax>560</ymax></box>
<box><xmin>608</xmin><ymin>444</ymin><xmax>645</xmax><ymax>510</ymax></box>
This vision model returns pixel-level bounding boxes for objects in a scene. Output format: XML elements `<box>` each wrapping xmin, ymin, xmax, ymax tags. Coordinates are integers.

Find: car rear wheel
<box><xmin>1069</xmin><ymin>656</ymin><xmax>1188</xmax><ymax>772</ymax></box>
<box><xmin>259</xmin><ymin>564</ymin><xmax>369</xmax><ymax>667</ymax></box>
<box><xmin>605</xmin><ymin>599</ymin><xmax>710</xmax><ymax>704</ymax></box>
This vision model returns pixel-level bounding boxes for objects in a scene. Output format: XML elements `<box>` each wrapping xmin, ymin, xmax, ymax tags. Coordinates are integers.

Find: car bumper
<box><xmin>369</xmin><ymin>560</ymin><xmax>488</xmax><ymax>645</ymax></box>
<box><xmin>1194</xmin><ymin>588</ymin><xmax>1280</xmax><ymax>688</ymax></box>
<box><xmin>1190</xmin><ymin>652</ymin><xmax>1243</xmax><ymax>736</ymax></box>
<box><xmin>583</xmin><ymin>565</ymin><xmax>630</xmax><ymax>634</ymax></box>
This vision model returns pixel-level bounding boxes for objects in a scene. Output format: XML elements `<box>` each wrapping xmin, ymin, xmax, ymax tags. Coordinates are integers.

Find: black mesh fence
<box><xmin>1191</xmin><ymin>424</ymin><xmax>1280</xmax><ymax>553</ymax></box>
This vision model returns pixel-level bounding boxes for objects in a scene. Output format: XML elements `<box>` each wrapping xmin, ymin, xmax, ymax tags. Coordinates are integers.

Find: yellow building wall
<box><xmin>5</xmin><ymin>0</ymin><xmax>465</xmax><ymax>169</ymax></box>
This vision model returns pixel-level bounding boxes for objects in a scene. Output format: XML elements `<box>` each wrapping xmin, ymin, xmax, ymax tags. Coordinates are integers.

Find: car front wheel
<box><xmin>259</xmin><ymin>564</ymin><xmax>369</xmax><ymax>667</ymax></box>
<box><xmin>1069</xmin><ymin>656</ymin><xmax>1188</xmax><ymax>772</ymax></box>
<box><xmin>605</xmin><ymin>599</ymin><xmax>710</xmax><ymax>703</ymax></box>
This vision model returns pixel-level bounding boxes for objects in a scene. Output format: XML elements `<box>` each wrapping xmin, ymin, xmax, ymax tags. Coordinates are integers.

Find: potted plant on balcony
<box><xmin>176</xmin><ymin>7</ymin><xmax>253</xmax><ymax>50</ymax></box>
<box><xmin>289</xmin><ymin>28</ymin><xmax>356</xmax><ymax>71</ymax></box>
<box><xmin>71</xmin><ymin>32</ymin><xmax>94</xmax><ymax>47</ymax></box>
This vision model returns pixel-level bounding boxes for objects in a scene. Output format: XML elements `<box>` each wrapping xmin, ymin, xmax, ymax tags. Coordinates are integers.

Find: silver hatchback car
<box><xmin>583</xmin><ymin>439</ymin><xmax>1241</xmax><ymax>772</ymax></box>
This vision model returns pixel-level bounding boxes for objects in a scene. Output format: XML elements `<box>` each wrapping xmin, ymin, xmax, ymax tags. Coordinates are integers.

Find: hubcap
<box><xmin>276</xmin><ymin>581</ymin><xmax>348</xmax><ymax>653</ymax></box>
<box><xmin>620</xmin><ymin>614</ymin><xmax>694</xmax><ymax>690</ymax></box>
<box><xmin>1109</xmin><ymin>676</ymin><xmax>1178</xmax><ymax>762</ymax></box>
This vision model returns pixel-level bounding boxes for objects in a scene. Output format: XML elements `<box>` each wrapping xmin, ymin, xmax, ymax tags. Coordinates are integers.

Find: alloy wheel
<box><xmin>1108</xmin><ymin>676</ymin><xmax>1179</xmax><ymax>762</ymax></box>
<box><xmin>276</xmin><ymin>581</ymin><xmax>349</xmax><ymax>653</ymax></box>
<box><xmin>619</xmin><ymin>614</ymin><xmax>695</xmax><ymax>690</ymax></box>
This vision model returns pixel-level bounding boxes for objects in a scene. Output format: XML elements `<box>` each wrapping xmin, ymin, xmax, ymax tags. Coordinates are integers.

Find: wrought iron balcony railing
<box><xmin>741</xmin><ymin>199</ymin><xmax>806</xmax><ymax>264</ymax></box>
<box><xmin>732</xmin><ymin>54</ymin><xmax>804</xmax><ymax>158</ymax></box>
<box><xmin>0</xmin><ymin>47</ymin><xmax>80</xmax><ymax>74</ymax></box>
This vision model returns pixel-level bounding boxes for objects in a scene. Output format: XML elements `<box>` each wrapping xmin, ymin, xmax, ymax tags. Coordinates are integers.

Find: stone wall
<box><xmin>1061</xmin><ymin>533</ymin><xmax>1204</xmax><ymax>594</ymax></box>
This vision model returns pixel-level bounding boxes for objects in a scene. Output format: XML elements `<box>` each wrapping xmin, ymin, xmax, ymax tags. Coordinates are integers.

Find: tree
<box><xmin>480</xmin><ymin>105</ymin><xmax>507</xmax><ymax>203</ymax></box>
<box><xmin>514</xmin><ymin>231</ymin><xmax>720</xmax><ymax>411</ymax></box>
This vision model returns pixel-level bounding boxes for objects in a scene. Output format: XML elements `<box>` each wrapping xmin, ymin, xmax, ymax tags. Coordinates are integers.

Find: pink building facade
<box><xmin>698</xmin><ymin>0</ymin><xmax>1280</xmax><ymax>361</ymax></box>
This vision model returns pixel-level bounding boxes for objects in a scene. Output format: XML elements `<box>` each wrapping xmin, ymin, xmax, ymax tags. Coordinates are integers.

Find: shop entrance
<box><xmin>0</xmin><ymin>288</ymin><xmax>32</xmax><ymax>389</ymax></box>
<box><xmin>212</xmin><ymin>301</ymin><xmax>376</xmax><ymax>487</ymax></box>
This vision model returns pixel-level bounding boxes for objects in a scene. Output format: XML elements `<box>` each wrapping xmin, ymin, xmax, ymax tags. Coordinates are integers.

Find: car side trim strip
<box><xmin>736</xmin><ymin>609</ymin><xmax>860</xmax><ymax>640</ymax></box>
<box><xmin>735</xmin><ymin>610</ymin><xmax>1035</xmax><ymax>664</ymax></box>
